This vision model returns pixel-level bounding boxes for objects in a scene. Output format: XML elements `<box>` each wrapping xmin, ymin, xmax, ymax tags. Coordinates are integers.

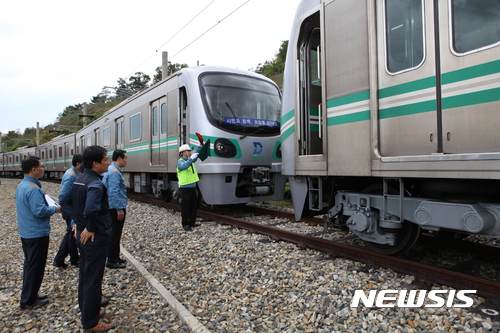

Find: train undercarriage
<box><xmin>291</xmin><ymin>176</ymin><xmax>500</xmax><ymax>255</ymax></box>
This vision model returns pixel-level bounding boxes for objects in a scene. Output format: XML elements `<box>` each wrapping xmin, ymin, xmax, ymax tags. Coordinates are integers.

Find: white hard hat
<box><xmin>179</xmin><ymin>144</ymin><xmax>192</xmax><ymax>153</ymax></box>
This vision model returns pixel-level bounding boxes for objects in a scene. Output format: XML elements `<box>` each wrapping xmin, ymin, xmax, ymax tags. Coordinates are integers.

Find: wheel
<box><xmin>364</xmin><ymin>221</ymin><xmax>421</xmax><ymax>255</ymax></box>
<box><xmin>362</xmin><ymin>182</ymin><xmax>421</xmax><ymax>255</ymax></box>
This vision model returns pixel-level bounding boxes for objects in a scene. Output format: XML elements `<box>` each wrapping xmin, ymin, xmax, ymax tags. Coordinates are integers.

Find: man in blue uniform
<box><xmin>68</xmin><ymin>145</ymin><xmax>115</xmax><ymax>332</ymax></box>
<box><xmin>54</xmin><ymin>153</ymin><xmax>83</xmax><ymax>268</ymax></box>
<box><xmin>102</xmin><ymin>149</ymin><xmax>128</xmax><ymax>269</ymax></box>
<box><xmin>176</xmin><ymin>144</ymin><xmax>202</xmax><ymax>231</ymax></box>
<box><xmin>16</xmin><ymin>156</ymin><xmax>61</xmax><ymax>310</ymax></box>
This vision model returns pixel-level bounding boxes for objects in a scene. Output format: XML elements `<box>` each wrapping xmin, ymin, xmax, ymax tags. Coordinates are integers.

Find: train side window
<box><xmin>130</xmin><ymin>113</ymin><xmax>141</xmax><ymax>141</ymax></box>
<box><xmin>115</xmin><ymin>118</ymin><xmax>124</xmax><ymax>146</ymax></box>
<box><xmin>451</xmin><ymin>0</ymin><xmax>500</xmax><ymax>54</ymax></box>
<box><xmin>59</xmin><ymin>146</ymin><xmax>63</xmax><ymax>157</ymax></box>
<box><xmin>161</xmin><ymin>103</ymin><xmax>167</xmax><ymax>135</ymax></box>
<box><xmin>103</xmin><ymin>127</ymin><xmax>111</xmax><ymax>147</ymax></box>
<box><xmin>152</xmin><ymin>106</ymin><xmax>158</xmax><ymax>136</ymax></box>
<box><xmin>385</xmin><ymin>0</ymin><xmax>424</xmax><ymax>73</ymax></box>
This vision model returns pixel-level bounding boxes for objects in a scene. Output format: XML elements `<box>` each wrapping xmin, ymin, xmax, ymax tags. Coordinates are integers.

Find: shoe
<box><xmin>99</xmin><ymin>308</ymin><xmax>106</xmax><ymax>318</ymax></box>
<box><xmin>117</xmin><ymin>258</ymin><xmax>126</xmax><ymax>264</ymax></box>
<box><xmin>191</xmin><ymin>223</ymin><xmax>201</xmax><ymax>227</ymax></box>
<box><xmin>100</xmin><ymin>298</ymin><xmax>109</xmax><ymax>307</ymax></box>
<box><xmin>20</xmin><ymin>298</ymin><xmax>49</xmax><ymax>310</ymax></box>
<box><xmin>71</xmin><ymin>261</ymin><xmax>80</xmax><ymax>268</ymax></box>
<box><xmin>84</xmin><ymin>320</ymin><xmax>115</xmax><ymax>332</ymax></box>
<box><xmin>53</xmin><ymin>261</ymin><xmax>68</xmax><ymax>269</ymax></box>
<box><xmin>37</xmin><ymin>294</ymin><xmax>48</xmax><ymax>300</ymax></box>
<box><xmin>106</xmin><ymin>262</ymin><xmax>125</xmax><ymax>269</ymax></box>
<box><xmin>183</xmin><ymin>226</ymin><xmax>192</xmax><ymax>231</ymax></box>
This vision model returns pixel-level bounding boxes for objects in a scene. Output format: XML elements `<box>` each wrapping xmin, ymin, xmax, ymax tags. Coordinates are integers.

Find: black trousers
<box><xmin>76</xmin><ymin>230</ymin><xmax>107</xmax><ymax>330</ymax></box>
<box><xmin>181</xmin><ymin>187</ymin><xmax>198</xmax><ymax>227</ymax></box>
<box><xmin>107</xmin><ymin>208</ymin><xmax>126</xmax><ymax>262</ymax></box>
<box><xmin>20</xmin><ymin>236</ymin><xmax>49</xmax><ymax>308</ymax></box>
<box><xmin>54</xmin><ymin>211</ymin><xmax>79</xmax><ymax>265</ymax></box>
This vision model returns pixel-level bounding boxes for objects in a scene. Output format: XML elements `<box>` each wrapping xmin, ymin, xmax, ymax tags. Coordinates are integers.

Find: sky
<box><xmin>0</xmin><ymin>0</ymin><xmax>301</xmax><ymax>134</ymax></box>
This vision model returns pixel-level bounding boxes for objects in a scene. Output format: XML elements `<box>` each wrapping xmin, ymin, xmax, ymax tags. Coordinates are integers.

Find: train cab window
<box><xmin>130</xmin><ymin>113</ymin><xmax>141</xmax><ymax>141</ymax></box>
<box><xmin>103</xmin><ymin>127</ymin><xmax>111</xmax><ymax>147</ymax></box>
<box><xmin>451</xmin><ymin>0</ymin><xmax>500</xmax><ymax>54</ymax></box>
<box><xmin>161</xmin><ymin>103</ymin><xmax>167</xmax><ymax>135</ymax></box>
<box><xmin>385</xmin><ymin>0</ymin><xmax>424</xmax><ymax>73</ymax></box>
<box><xmin>200</xmin><ymin>73</ymin><xmax>281</xmax><ymax>135</ymax></box>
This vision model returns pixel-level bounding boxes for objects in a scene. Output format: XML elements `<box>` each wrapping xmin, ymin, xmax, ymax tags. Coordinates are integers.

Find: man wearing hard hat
<box><xmin>177</xmin><ymin>143</ymin><xmax>203</xmax><ymax>231</ymax></box>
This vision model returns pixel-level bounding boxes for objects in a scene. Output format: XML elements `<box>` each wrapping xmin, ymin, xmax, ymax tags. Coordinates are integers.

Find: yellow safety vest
<box><xmin>177</xmin><ymin>159</ymin><xmax>199</xmax><ymax>186</ymax></box>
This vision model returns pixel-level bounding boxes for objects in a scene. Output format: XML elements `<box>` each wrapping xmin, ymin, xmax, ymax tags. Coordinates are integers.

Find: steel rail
<box><xmin>128</xmin><ymin>194</ymin><xmax>500</xmax><ymax>300</ymax></box>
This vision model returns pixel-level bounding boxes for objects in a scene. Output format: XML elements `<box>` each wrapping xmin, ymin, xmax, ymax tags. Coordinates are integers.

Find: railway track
<box><xmin>128</xmin><ymin>193</ymin><xmax>500</xmax><ymax>302</ymax></box>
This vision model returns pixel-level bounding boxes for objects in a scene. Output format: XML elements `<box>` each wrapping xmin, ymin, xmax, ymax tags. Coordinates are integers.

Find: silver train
<box><xmin>2</xmin><ymin>66</ymin><xmax>286</xmax><ymax>205</ymax></box>
<box><xmin>281</xmin><ymin>0</ymin><xmax>500</xmax><ymax>254</ymax></box>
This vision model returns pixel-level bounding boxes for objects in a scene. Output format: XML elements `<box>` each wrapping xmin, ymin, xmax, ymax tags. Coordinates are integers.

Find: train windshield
<box><xmin>200</xmin><ymin>73</ymin><xmax>281</xmax><ymax>135</ymax></box>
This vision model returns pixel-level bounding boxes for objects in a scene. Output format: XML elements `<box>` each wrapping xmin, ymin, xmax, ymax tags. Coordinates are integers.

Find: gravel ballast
<box><xmin>0</xmin><ymin>179</ymin><xmax>498</xmax><ymax>332</ymax></box>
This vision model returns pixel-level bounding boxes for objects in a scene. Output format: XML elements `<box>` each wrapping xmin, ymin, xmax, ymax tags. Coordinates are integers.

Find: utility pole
<box><xmin>36</xmin><ymin>122</ymin><xmax>40</xmax><ymax>146</ymax></box>
<box><xmin>162</xmin><ymin>51</ymin><xmax>168</xmax><ymax>80</ymax></box>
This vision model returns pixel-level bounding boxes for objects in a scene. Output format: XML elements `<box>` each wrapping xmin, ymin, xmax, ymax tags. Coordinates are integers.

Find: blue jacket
<box><xmin>177</xmin><ymin>146</ymin><xmax>202</xmax><ymax>188</ymax></box>
<box><xmin>102</xmin><ymin>162</ymin><xmax>127</xmax><ymax>210</ymax></box>
<box><xmin>59</xmin><ymin>165</ymin><xmax>81</xmax><ymax>219</ymax></box>
<box><xmin>16</xmin><ymin>176</ymin><xmax>57</xmax><ymax>239</ymax></box>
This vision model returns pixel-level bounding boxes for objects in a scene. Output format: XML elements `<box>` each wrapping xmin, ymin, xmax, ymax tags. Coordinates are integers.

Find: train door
<box><xmin>115</xmin><ymin>117</ymin><xmax>125</xmax><ymax>150</ymax></box>
<box><xmin>150</xmin><ymin>97</ymin><xmax>167</xmax><ymax>166</ymax></box>
<box><xmin>64</xmin><ymin>142</ymin><xmax>69</xmax><ymax>168</ymax></box>
<box><xmin>179</xmin><ymin>87</ymin><xmax>188</xmax><ymax>145</ymax></box>
<box><xmin>160</xmin><ymin>100</ymin><xmax>167</xmax><ymax>165</ymax></box>
<box><xmin>439</xmin><ymin>0</ymin><xmax>500</xmax><ymax>154</ymax></box>
<box><xmin>295</xmin><ymin>11</ymin><xmax>327</xmax><ymax>173</ymax></box>
<box><xmin>167</xmin><ymin>88</ymin><xmax>179</xmax><ymax>171</ymax></box>
<box><xmin>377</xmin><ymin>0</ymin><xmax>438</xmax><ymax>157</ymax></box>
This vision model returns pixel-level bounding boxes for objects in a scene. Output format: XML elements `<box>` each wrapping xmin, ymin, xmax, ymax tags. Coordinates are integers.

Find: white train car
<box><xmin>78</xmin><ymin>66</ymin><xmax>286</xmax><ymax>205</ymax></box>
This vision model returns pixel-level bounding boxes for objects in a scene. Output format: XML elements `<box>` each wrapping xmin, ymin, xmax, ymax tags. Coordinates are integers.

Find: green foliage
<box><xmin>256</xmin><ymin>40</ymin><xmax>288</xmax><ymax>79</ymax></box>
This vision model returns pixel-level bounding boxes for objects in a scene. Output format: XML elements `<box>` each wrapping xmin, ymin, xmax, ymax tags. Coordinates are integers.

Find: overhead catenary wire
<box><xmin>126</xmin><ymin>0</ymin><xmax>217</xmax><ymax>78</ymax></box>
<box><xmin>145</xmin><ymin>0</ymin><xmax>251</xmax><ymax>78</ymax></box>
<box><xmin>167</xmin><ymin>0</ymin><xmax>251</xmax><ymax>63</ymax></box>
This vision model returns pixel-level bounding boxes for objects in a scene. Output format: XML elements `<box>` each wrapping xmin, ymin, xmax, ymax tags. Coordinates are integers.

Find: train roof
<box><xmin>87</xmin><ymin>66</ymin><xmax>275</xmax><ymax>129</ymax></box>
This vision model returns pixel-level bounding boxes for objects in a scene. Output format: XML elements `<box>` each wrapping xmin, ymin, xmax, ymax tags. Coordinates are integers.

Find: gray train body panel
<box><xmin>0</xmin><ymin>146</ymin><xmax>36</xmax><ymax>177</ymax></box>
<box><xmin>282</xmin><ymin>0</ymin><xmax>500</xmax><ymax>252</ymax></box>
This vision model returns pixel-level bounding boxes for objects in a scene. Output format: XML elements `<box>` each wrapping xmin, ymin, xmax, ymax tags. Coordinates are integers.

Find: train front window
<box><xmin>200</xmin><ymin>73</ymin><xmax>281</xmax><ymax>135</ymax></box>
<box><xmin>451</xmin><ymin>0</ymin><xmax>500</xmax><ymax>54</ymax></box>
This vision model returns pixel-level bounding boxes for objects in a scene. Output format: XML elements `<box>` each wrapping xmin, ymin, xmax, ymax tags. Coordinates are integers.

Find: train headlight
<box><xmin>214</xmin><ymin>138</ymin><xmax>237</xmax><ymax>158</ymax></box>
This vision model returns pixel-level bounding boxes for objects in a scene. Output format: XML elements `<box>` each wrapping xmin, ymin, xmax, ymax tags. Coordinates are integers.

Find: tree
<box><xmin>127</xmin><ymin>72</ymin><xmax>151</xmax><ymax>93</ymax></box>
<box><xmin>256</xmin><ymin>40</ymin><xmax>288</xmax><ymax>77</ymax></box>
<box><xmin>151</xmin><ymin>62</ymin><xmax>189</xmax><ymax>85</ymax></box>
